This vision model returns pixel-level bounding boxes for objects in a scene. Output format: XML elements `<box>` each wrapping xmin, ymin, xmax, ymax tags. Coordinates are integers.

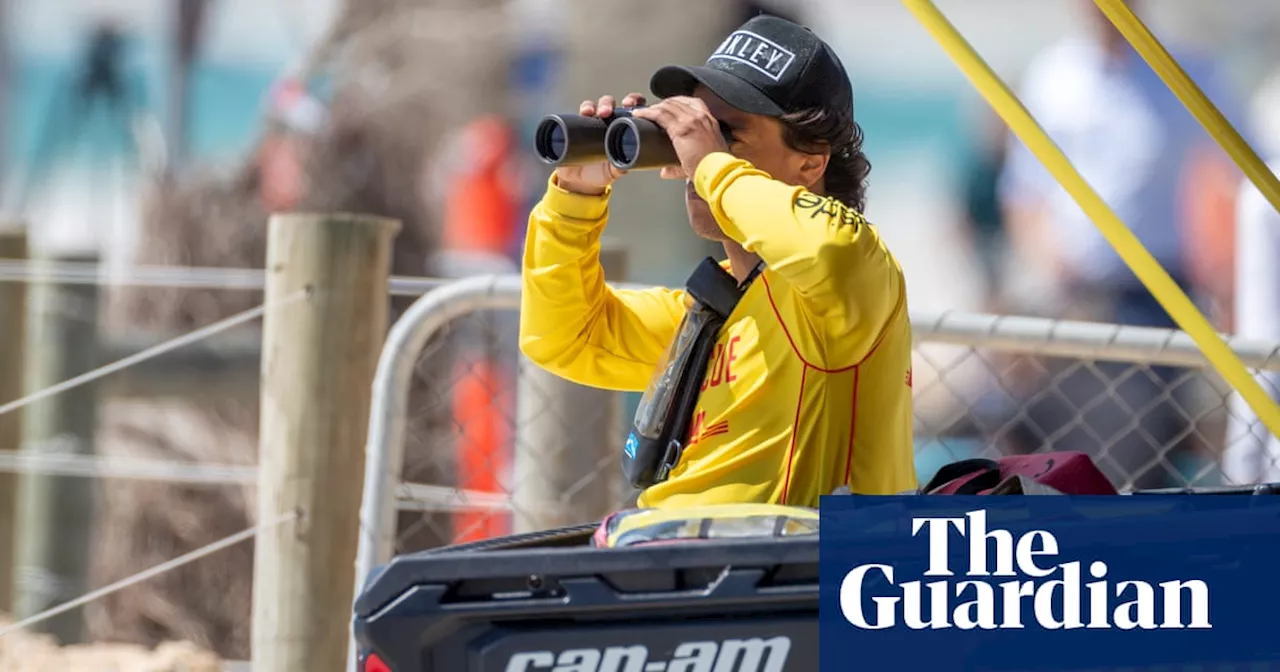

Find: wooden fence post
<box><xmin>0</xmin><ymin>227</ymin><xmax>27</xmax><ymax>616</ymax></box>
<box><xmin>12</xmin><ymin>251</ymin><xmax>100</xmax><ymax>642</ymax></box>
<box><xmin>251</xmin><ymin>212</ymin><xmax>399</xmax><ymax>672</ymax></box>
<box><xmin>512</xmin><ymin>245</ymin><xmax>629</xmax><ymax>533</ymax></box>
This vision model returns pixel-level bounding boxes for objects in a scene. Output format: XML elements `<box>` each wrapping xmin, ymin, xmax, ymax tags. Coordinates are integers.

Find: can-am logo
<box><xmin>504</xmin><ymin>637</ymin><xmax>791</xmax><ymax>672</ymax></box>
<box><xmin>840</xmin><ymin>509</ymin><xmax>1212</xmax><ymax>630</ymax></box>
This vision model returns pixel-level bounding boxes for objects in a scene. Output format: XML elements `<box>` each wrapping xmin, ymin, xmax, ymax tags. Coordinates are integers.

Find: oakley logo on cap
<box><xmin>709</xmin><ymin>30</ymin><xmax>796</xmax><ymax>81</ymax></box>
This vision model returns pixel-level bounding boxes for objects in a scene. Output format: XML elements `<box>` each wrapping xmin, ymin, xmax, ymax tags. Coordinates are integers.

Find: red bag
<box><xmin>921</xmin><ymin>452</ymin><xmax>1118</xmax><ymax>496</ymax></box>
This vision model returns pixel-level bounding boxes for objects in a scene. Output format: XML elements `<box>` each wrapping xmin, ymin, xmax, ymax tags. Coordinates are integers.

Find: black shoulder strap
<box><xmin>739</xmin><ymin>261</ymin><xmax>765</xmax><ymax>288</ymax></box>
<box><xmin>651</xmin><ymin>259</ymin><xmax>755</xmax><ymax>483</ymax></box>
<box><xmin>628</xmin><ymin>258</ymin><xmax>766</xmax><ymax>487</ymax></box>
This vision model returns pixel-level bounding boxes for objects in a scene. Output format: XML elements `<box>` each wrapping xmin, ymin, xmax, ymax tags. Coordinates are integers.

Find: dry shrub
<box><xmin>87</xmin><ymin>398</ymin><xmax>259</xmax><ymax>658</ymax></box>
<box><xmin>0</xmin><ymin>614</ymin><xmax>221</xmax><ymax>672</ymax></box>
<box><xmin>86</xmin><ymin>0</ymin><xmax>513</xmax><ymax>660</ymax></box>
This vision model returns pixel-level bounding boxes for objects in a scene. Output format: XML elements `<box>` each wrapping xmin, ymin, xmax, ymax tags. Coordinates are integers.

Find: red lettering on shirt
<box><xmin>701</xmin><ymin>336</ymin><xmax>742</xmax><ymax>391</ymax></box>
<box><xmin>687</xmin><ymin>410</ymin><xmax>706</xmax><ymax>445</ymax></box>
<box><xmin>687</xmin><ymin>411</ymin><xmax>730</xmax><ymax>446</ymax></box>
<box><xmin>700</xmin><ymin>420</ymin><xmax>730</xmax><ymax>441</ymax></box>
<box><xmin>905</xmin><ymin>368</ymin><xmax>913</xmax><ymax>388</ymax></box>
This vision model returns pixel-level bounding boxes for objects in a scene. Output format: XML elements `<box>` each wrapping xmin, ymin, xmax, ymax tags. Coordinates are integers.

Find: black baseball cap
<box><xmin>650</xmin><ymin>15</ymin><xmax>854</xmax><ymax>119</ymax></box>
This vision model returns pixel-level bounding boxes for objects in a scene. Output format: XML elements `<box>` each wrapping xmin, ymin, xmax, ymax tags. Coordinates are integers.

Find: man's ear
<box><xmin>798</xmin><ymin>152</ymin><xmax>830</xmax><ymax>190</ymax></box>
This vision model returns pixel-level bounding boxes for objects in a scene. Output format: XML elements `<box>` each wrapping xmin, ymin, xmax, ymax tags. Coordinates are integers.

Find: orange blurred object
<box><xmin>442</xmin><ymin>115</ymin><xmax>521</xmax><ymax>254</ymax></box>
<box><xmin>1181</xmin><ymin>146</ymin><xmax>1240</xmax><ymax>330</ymax></box>
<box><xmin>443</xmin><ymin>115</ymin><xmax>521</xmax><ymax>543</ymax></box>
<box><xmin>258</xmin><ymin>134</ymin><xmax>305</xmax><ymax>211</ymax></box>
<box><xmin>451</xmin><ymin>359</ymin><xmax>512</xmax><ymax>542</ymax></box>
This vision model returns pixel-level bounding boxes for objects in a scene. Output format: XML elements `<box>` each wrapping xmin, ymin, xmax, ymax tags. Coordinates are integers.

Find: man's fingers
<box><xmin>583</xmin><ymin>93</ymin><xmax>670</xmax><ymax>120</ymax></box>
<box><xmin>659</xmin><ymin>166</ymin><xmax>686</xmax><ymax>180</ymax></box>
<box><xmin>659</xmin><ymin>96</ymin><xmax>717</xmax><ymax>123</ymax></box>
<box><xmin>659</xmin><ymin>95</ymin><xmax>697</xmax><ymax>112</ymax></box>
<box><xmin>679</xmin><ymin>95</ymin><xmax>713</xmax><ymax>115</ymax></box>
<box><xmin>597</xmin><ymin>94</ymin><xmax>617</xmax><ymax>118</ymax></box>
<box><xmin>661</xmin><ymin>98</ymin><xmax>715</xmax><ymax>129</ymax></box>
<box><xmin>659</xmin><ymin>98</ymin><xmax>698</xmax><ymax>121</ymax></box>
<box><xmin>632</xmin><ymin>103</ymin><xmax>679</xmax><ymax>128</ymax></box>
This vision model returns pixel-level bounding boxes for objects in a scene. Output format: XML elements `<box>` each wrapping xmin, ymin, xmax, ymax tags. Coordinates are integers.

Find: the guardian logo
<box><xmin>841</xmin><ymin>510</ymin><xmax>1212</xmax><ymax>631</ymax></box>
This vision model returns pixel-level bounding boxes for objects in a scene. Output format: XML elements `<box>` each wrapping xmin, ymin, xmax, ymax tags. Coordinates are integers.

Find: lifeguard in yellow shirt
<box><xmin>519</xmin><ymin>14</ymin><xmax>916</xmax><ymax>510</ymax></box>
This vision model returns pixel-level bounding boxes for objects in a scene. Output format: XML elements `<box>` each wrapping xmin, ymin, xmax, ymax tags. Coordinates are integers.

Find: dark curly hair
<box><xmin>779</xmin><ymin>106</ymin><xmax>871</xmax><ymax>213</ymax></box>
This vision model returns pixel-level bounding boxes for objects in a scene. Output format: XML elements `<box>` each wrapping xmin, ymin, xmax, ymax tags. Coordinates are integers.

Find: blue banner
<box><xmin>819</xmin><ymin>495</ymin><xmax>1280</xmax><ymax>671</ymax></box>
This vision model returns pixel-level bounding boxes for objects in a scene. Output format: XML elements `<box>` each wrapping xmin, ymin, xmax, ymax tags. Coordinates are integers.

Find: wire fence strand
<box><xmin>0</xmin><ymin>510</ymin><xmax>299</xmax><ymax>638</ymax></box>
<box><xmin>0</xmin><ymin>445</ymin><xmax>256</xmax><ymax>485</ymax></box>
<box><xmin>0</xmin><ymin>445</ymin><xmax>520</xmax><ymax>512</ymax></box>
<box><xmin>0</xmin><ymin>291</ymin><xmax>306</xmax><ymax>419</ymax></box>
<box><xmin>0</xmin><ymin>260</ymin><xmax>451</xmax><ymax>295</ymax></box>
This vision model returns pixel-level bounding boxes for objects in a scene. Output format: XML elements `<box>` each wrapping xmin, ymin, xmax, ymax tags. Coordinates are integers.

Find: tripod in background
<box><xmin>4</xmin><ymin>22</ymin><xmax>149</xmax><ymax>645</ymax></box>
<box><xmin>7</xmin><ymin>22</ymin><xmax>149</xmax><ymax>219</ymax></box>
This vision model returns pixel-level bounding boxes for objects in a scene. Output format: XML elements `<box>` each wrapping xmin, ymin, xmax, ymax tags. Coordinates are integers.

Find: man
<box><xmin>999</xmin><ymin>0</ymin><xmax>1241</xmax><ymax>322</ymax></box>
<box><xmin>518</xmin><ymin>14</ymin><xmax>916</xmax><ymax>509</ymax></box>
<box><xmin>995</xmin><ymin>0</ymin><xmax>1244</xmax><ymax>487</ymax></box>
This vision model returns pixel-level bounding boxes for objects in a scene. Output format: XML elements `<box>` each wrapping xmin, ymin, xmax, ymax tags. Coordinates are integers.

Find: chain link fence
<box><xmin>394</xmin><ymin>306</ymin><xmax>626</xmax><ymax>553</ymax></box>
<box><xmin>914</xmin><ymin>340</ymin><xmax>1232</xmax><ymax>492</ymax></box>
<box><xmin>353</xmin><ymin>278</ymin><xmax>1280</xmax><ymax>573</ymax></box>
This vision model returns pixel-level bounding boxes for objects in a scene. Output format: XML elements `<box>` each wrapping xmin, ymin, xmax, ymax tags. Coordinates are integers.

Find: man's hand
<box><xmin>555</xmin><ymin>93</ymin><xmax>646</xmax><ymax>196</ymax></box>
<box><xmin>632</xmin><ymin>96</ymin><xmax>730</xmax><ymax>181</ymax></box>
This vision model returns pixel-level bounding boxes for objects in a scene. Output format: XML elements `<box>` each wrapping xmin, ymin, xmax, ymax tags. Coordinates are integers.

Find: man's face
<box><xmin>682</xmin><ymin>84</ymin><xmax>822</xmax><ymax>241</ymax></box>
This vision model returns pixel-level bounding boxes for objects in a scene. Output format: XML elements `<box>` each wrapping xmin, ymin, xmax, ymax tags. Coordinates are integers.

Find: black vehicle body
<box><xmin>352</xmin><ymin>523</ymin><xmax>818</xmax><ymax>672</ymax></box>
<box><xmin>353</xmin><ymin>483</ymin><xmax>1280</xmax><ymax>671</ymax></box>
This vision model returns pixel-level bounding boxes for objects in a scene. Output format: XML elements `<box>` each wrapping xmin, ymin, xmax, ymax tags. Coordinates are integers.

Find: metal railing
<box><xmin>353</xmin><ymin>274</ymin><xmax>1280</xmax><ymax>587</ymax></box>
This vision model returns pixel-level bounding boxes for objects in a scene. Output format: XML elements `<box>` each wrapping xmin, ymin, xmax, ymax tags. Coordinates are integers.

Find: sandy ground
<box><xmin>0</xmin><ymin>616</ymin><xmax>223</xmax><ymax>672</ymax></box>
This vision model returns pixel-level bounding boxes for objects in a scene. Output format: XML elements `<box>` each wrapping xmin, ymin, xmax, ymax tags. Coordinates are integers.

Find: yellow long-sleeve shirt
<box><xmin>519</xmin><ymin>152</ymin><xmax>917</xmax><ymax>509</ymax></box>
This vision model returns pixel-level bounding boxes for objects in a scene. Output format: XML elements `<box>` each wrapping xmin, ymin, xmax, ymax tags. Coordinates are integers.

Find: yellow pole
<box><xmin>900</xmin><ymin>0</ymin><xmax>1280</xmax><ymax>440</ymax></box>
<box><xmin>1093</xmin><ymin>0</ymin><xmax>1280</xmax><ymax>219</ymax></box>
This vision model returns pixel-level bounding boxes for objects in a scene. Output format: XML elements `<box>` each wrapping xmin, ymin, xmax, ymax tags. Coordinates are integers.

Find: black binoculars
<box><xmin>532</xmin><ymin>107</ymin><xmax>680</xmax><ymax>171</ymax></box>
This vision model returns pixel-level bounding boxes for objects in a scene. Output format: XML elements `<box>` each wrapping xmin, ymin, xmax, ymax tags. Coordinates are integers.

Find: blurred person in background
<box><xmin>519</xmin><ymin>15</ymin><xmax>917</xmax><ymax>509</ymax></box>
<box><xmin>256</xmin><ymin>72</ymin><xmax>329</xmax><ymax>212</ymax></box>
<box><xmin>428</xmin><ymin>114</ymin><xmax>528</xmax><ymax>273</ymax></box>
<box><xmin>954</xmin><ymin>109</ymin><xmax>1052</xmax><ymax>460</ymax></box>
<box><xmin>958</xmin><ymin>111</ymin><xmax>1011</xmax><ymax>312</ymax></box>
<box><xmin>994</xmin><ymin>0</ymin><xmax>1246</xmax><ymax>488</ymax></box>
<box><xmin>1223</xmin><ymin>65</ymin><xmax>1280</xmax><ymax>486</ymax></box>
<box><xmin>424</xmin><ymin>114</ymin><xmax>529</xmax><ymax>542</ymax></box>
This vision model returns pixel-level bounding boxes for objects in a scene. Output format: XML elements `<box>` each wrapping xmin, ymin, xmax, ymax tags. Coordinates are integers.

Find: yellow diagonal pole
<box><xmin>900</xmin><ymin>0</ymin><xmax>1280</xmax><ymax>440</ymax></box>
<box><xmin>1094</xmin><ymin>0</ymin><xmax>1280</xmax><ymax>218</ymax></box>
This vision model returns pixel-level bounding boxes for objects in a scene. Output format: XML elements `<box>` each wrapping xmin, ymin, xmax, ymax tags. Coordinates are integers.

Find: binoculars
<box><xmin>533</xmin><ymin>107</ymin><xmax>679</xmax><ymax>171</ymax></box>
